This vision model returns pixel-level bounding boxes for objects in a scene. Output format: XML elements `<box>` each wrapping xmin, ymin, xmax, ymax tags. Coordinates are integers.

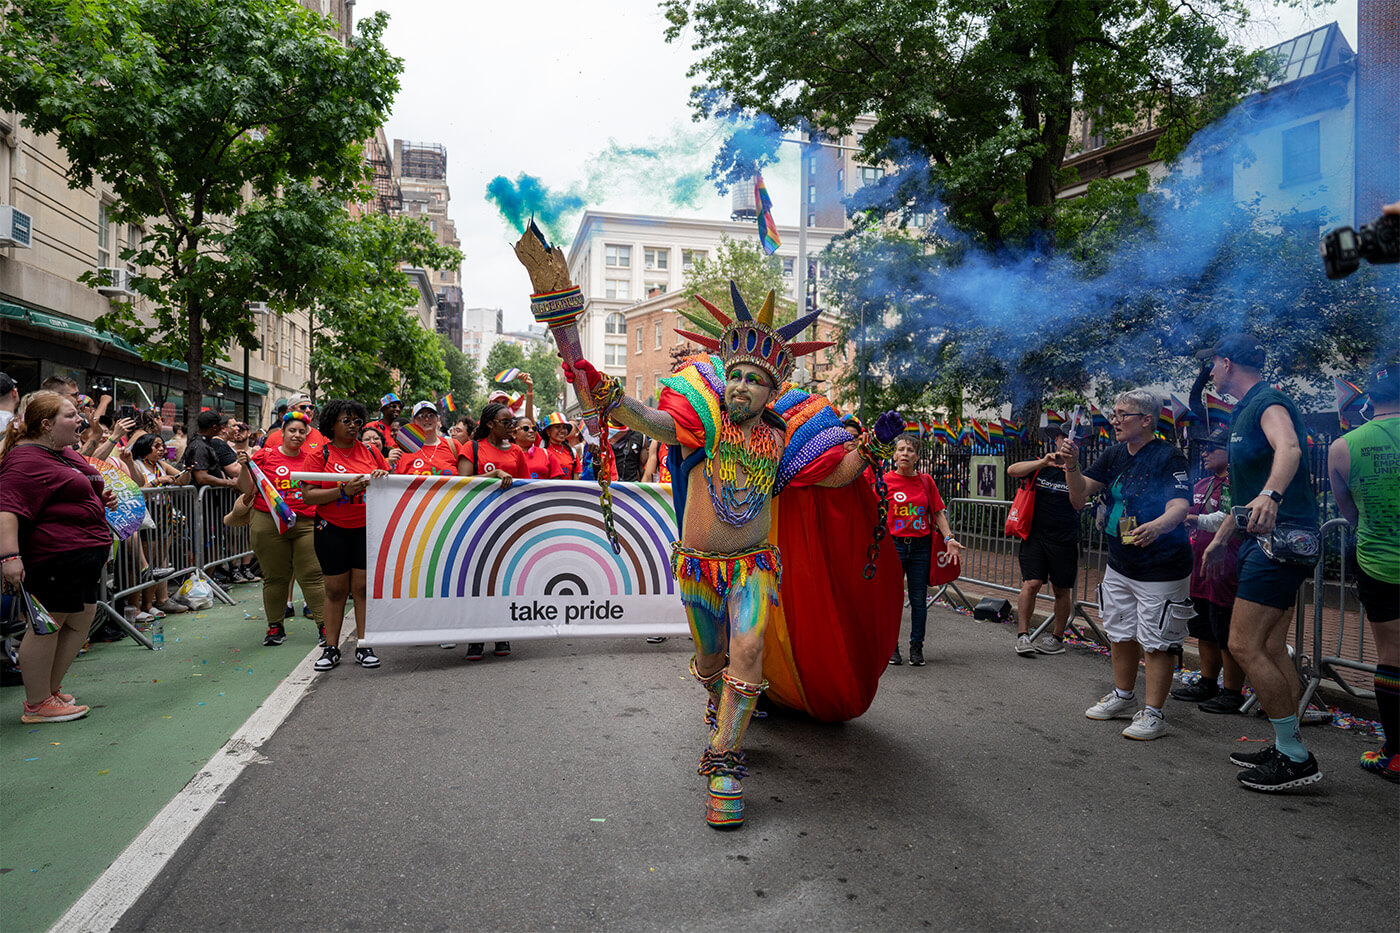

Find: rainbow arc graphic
<box><xmin>371</xmin><ymin>478</ymin><xmax>678</xmax><ymax>601</ymax></box>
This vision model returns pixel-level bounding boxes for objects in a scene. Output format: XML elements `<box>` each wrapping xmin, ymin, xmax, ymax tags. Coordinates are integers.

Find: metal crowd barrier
<box><xmin>1299</xmin><ymin>518</ymin><xmax>1377</xmax><ymax>711</ymax></box>
<box><xmin>197</xmin><ymin>485</ymin><xmax>253</xmax><ymax>605</ymax></box>
<box><xmin>94</xmin><ymin>485</ymin><xmax>200</xmax><ymax>649</ymax></box>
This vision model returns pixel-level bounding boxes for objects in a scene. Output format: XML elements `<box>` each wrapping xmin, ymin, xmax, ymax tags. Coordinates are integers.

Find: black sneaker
<box><xmin>302</xmin><ymin>604</ymin><xmax>313</xmax><ymax>619</ymax></box>
<box><xmin>1171</xmin><ymin>679</ymin><xmax>1219</xmax><ymax>702</ymax></box>
<box><xmin>284</xmin><ymin>603</ymin><xmax>295</xmax><ymax>619</ymax></box>
<box><xmin>317</xmin><ymin>623</ymin><xmax>327</xmax><ymax>648</ymax></box>
<box><xmin>1199</xmin><ymin>691</ymin><xmax>1244</xmax><ymax>714</ymax></box>
<box><xmin>354</xmin><ymin>645</ymin><xmax>380</xmax><ymax>668</ymax></box>
<box><xmin>466</xmin><ymin>643</ymin><xmax>485</xmax><ymax>661</ymax></box>
<box><xmin>908</xmin><ymin>644</ymin><xmax>925</xmax><ymax>667</ymax></box>
<box><xmin>1230</xmin><ymin>743</ymin><xmax>1276</xmax><ymax>768</ymax></box>
<box><xmin>242</xmin><ymin>567</ymin><xmax>261</xmax><ymax>582</ymax></box>
<box><xmin>313</xmin><ymin>646</ymin><xmax>341</xmax><ymax>671</ymax></box>
<box><xmin>1237</xmin><ymin>748</ymin><xmax>1323</xmax><ymax>792</ymax></box>
<box><xmin>889</xmin><ymin>648</ymin><xmax>903</xmax><ymax>666</ymax></box>
<box><xmin>493</xmin><ymin>641</ymin><xmax>511</xmax><ymax>657</ymax></box>
<box><xmin>263</xmin><ymin>622</ymin><xmax>287</xmax><ymax>646</ymax></box>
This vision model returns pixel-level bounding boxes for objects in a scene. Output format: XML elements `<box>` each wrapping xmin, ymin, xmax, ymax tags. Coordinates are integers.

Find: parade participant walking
<box><xmin>1328</xmin><ymin>358</ymin><xmax>1400</xmax><ymax>781</ymax></box>
<box><xmin>459</xmin><ymin>403</ymin><xmax>527</xmax><ymax>661</ymax></box>
<box><xmin>0</xmin><ymin>392</ymin><xmax>115</xmax><ymax>723</ymax></box>
<box><xmin>562</xmin><ymin>282</ymin><xmax>903</xmax><ymax>829</ymax></box>
<box><xmin>1173</xmin><ymin>425</ymin><xmax>1246</xmax><ymax>713</ymax></box>
<box><xmin>237</xmin><ymin>411</ymin><xmax>325</xmax><ymax>649</ymax></box>
<box><xmin>883</xmin><ymin>433</ymin><xmax>961</xmax><ymax>667</ymax></box>
<box><xmin>300</xmin><ymin>400</ymin><xmax>389</xmax><ymax>672</ymax></box>
<box><xmin>514</xmin><ymin>416</ymin><xmax>563</xmax><ymax>480</ymax></box>
<box><xmin>1201</xmin><ymin>335</ymin><xmax>1322</xmax><ymax>790</ymax></box>
<box><xmin>1065</xmin><ymin>388</ymin><xmax>1193</xmax><ymax>742</ymax></box>
<box><xmin>263</xmin><ymin>396</ymin><xmax>325</xmax><ymax>458</ymax></box>
<box><xmin>1007</xmin><ymin>429</ymin><xmax>1080</xmax><ymax>657</ymax></box>
<box><xmin>363</xmin><ymin>393</ymin><xmax>403</xmax><ymax>451</ymax></box>
<box><xmin>609</xmin><ymin>419</ymin><xmax>647</xmax><ymax>482</ymax></box>
<box><xmin>540</xmin><ymin>413</ymin><xmax>580</xmax><ymax>479</ymax></box>
<box><xmin>394</xmin><ymin>401</ymin><xmax>460</xmax><ymax>476</ymax></box>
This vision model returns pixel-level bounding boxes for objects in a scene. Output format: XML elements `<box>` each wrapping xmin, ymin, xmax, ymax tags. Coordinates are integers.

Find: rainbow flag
<box><xmin>987</xmin><ymin>420</ymin><xmax>1005</xmax><ymax>444</ymax></box>
<box><xmin>1090</xmin><ymin>404</ymin><xmax>1110</xmax><ymax>433</ymax></box>
<box><xmin>248</xmin><ymin>460</ymin><xmax>296</xmax><ymax>534</ymax></box>
<box><xmin>1045</xmin><ymin>409</ymin><xmax>1065</xmax><ymax>429</ymax></box>
<box><xmin>903</xmin><ymin>418</ymin><xmax>923</xmax><ymax>436</ymax></box>
<box><xmin>972</xmin><ymin>419</ymin><xmax>990</xmax><ymax>444</ymax></box>
<box><xmin>755</xmin><ymin>174</ymin><xmax>782</xmax><ymax>255</ymax></box>
<box><xmin>1157</xmin><ymin>404</ymin><xmax>1176</xmax><ymax>436</ymax></box>
<box><xmin>1334</xmin><ymin>377</ymin><xmax>1366</xmax><ymax>429</ymax></box>
<box><xmin>494</xmin><ymin>367</ymin><xmax>523</xmax><ymax>384</ymax></box>
<box><xmin>1204</xmin><ymin>392</ymin><xmax>1233</xmax><ymax>426</ymax></box>
<box><xmin>1002</xmin><ymin>419</ymin><xmax>1024</xmax><ymax>442</ymax></box>
<box><xmin>440</xmin><ymin>393</ymin><xmax>456</xmax><ymax>414</ymax></box>
<box><xmin>955</xmin><ymin>420</ymin><xmax>970</xmax><ymax>446</ymax></box>
<box><xmin>396</xmin><ymin>422</ymin><xmax>428</xmax><ymax>453</ymax></box>
<box><xmin>930</xmin><ymin>420</ymin><xmax>949</xmax><ymax>443</ymax></box>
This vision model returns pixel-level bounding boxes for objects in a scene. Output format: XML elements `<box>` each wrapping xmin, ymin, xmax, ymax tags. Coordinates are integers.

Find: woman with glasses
<box><xmin>359</xmin><ymin>425</ymin><xmax>399</xmax><ymax>466</ymax></box>
<box><xmin>300</xmin><ymin>400</ymin><xmax>389</xmax><ymax>672</ymax></box>
<box><xmin>460</xmin><ymin>403</ymin><xmax>526</xmax><ymax>487</ymax></box>
<box><xmin>540</xmin><ymin>414</ymin><xmax>580</xmax><ymax>478</ymax></box>
<box><xmin>395</xmin><ymin>401</ymin><xmax>461</xmax><ymax>476</ymax></box>
<box><xmin>1063</xmin><ymin>389</ymin><xmax>1192</xmax><ymax>742</ymax></box>
<box><xmin>513</xmin><ymin>416</ymin><xmax>563</xmax><ymax>480</ymax></box>
<box><xmin>236</xmin><ymin>411</ymin><xmax>324</xmax><ymax>649</ymax></box>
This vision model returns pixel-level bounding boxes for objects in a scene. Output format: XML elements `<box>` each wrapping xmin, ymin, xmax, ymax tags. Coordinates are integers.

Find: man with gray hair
<box><xmin>1062</xmin><ymin>388</ymin><xmax>1193</xmax><ymax>741</ymax></box>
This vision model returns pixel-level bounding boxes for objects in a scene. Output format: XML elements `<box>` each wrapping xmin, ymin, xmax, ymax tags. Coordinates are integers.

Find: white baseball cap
<box><xmin>411</xmin><ymin>400</ymin><xmax>439</xmax><ymax>417</ymax></box>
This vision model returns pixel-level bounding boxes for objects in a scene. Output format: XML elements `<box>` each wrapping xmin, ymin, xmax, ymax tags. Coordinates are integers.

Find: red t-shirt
<box><xmin>462</xmin><ymin>439</ymin><xmax>528</xmax><ymax>479</ymax></box>
<box><xmin>265</xmin><ymin>426</ymin><xmax>327</xmax><ymax>458</ymax></box>
<box><xmin>546</xmin><ymin>443</ymin><xmax>580</xmax><ymax>479</ymax></box>
<box><xmin>883</xmin><ymin>471</ymin><xmax>945</xmax><ymax>537</ymax></box>
<box><xmin>0</xmin><ymin>445</ymin><xmax>112</xmax><ymax>563</ymax></box>
<box><xmin>308</xmin><ymin>442</ymin><xmax>388</xmax><ymax>528</ymax></box>
<box><xmin>394</xmin><ymin>437</ymin><xmax>460</xmax><ymax>476</ymax></box>
<box><xmin>519</xmin><ymin>443</ymin><xmax>563</xmax><ymax>480</ymax></box>
<box><xmin>251</xmin><ymin>445</ymin><xmax>315</xmax><ymax>517</ymax></box>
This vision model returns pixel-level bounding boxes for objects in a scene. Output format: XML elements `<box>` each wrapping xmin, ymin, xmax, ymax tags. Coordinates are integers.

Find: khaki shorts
<box><xmin>1098</xmin><ymin>565</ymin><xmax>1194</xmax><ymax>652</ymax></box>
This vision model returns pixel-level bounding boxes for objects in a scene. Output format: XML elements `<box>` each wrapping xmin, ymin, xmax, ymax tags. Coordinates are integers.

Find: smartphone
<box><xmin>1232</xmin><ymin>505</ymin><xmax>1253</xmax><ymax>530</ymax></box>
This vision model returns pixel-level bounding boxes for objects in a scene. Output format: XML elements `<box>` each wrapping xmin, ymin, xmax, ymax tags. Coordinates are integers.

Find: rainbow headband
<box><xmin>283</xmin><ymin>411</ymin><xmax>313</xmax><ymax>426</ymax></box>
<box><xmin>674</xmin><ymin>281</ymin><xmax>831</xmax><ymax>386</ymax></box>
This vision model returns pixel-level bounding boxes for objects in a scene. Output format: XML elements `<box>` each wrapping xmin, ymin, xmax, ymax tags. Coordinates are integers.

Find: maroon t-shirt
<box><xmin>0</xmin><ymin>445</ymin><xmax>112</xmax><ymax>563</ymax></box>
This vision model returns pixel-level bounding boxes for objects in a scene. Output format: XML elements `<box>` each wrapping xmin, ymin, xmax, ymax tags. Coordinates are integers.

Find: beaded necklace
<box><xmin>704</xmin><ymin>410</ymin><xmax>781</xmax><ymax>526</ymax></box>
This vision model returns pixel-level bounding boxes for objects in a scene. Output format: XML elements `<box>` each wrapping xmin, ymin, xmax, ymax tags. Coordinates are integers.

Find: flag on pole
<box><xmin>248</xmin><ymin>460</ymin><xmax>296</xmax><ymax>534</ymax></box>
<box><xmin>440</xmin><ymin>393</ymin><xmax>456</xmax><ymax>414</ymax></box>
<box><xmin>494</xmin><ymin>367</ymin><xmax>523</xmax><ymax>384</ymax></box>
<box><xmin>755</xmin><ymin>174</ymin><xmax>782</xmax><ymax>255</ymax></box>
<box><xmin>1090</xmin><ymin>404</ymin><xmax>1110</xmax><ymax>433</ymax></box>
<box><xmin>987</xmin><ymin>420</ymin><xmax>1005</xmax><ymax>445</ymax></box>
<box><xmin>972</xmin><ymin>419</ymin><xmax>990</xmax><ymax>444</ymax></box>
<box><xmin>1045</xmin><ymin>409</ymin><xmax>1065</xmax><ymax>429</ymax></box>
<box><xmin>1170</xmin><ymin>394</ymin><xmax>1199</xmax><ymax>425</ymax></box>
<box><xmin>1157</xmin><ymin>404</ymin><xmax>1176</xmax><ymax>436</ymax></box>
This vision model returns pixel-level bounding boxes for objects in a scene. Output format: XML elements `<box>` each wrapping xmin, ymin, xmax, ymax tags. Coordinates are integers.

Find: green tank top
<box><xmin>1228</xmin><ymin>382</ymin><xmax>1317</xmax><ymax>527</ymax></box>
<box><xmin>1343</xmin><ymin>417</ymin><xmax>1400</xmax><ymax>583</ymax></box>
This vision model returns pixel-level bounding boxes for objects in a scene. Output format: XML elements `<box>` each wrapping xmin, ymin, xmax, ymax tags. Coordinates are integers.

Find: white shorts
<box><xmin>1098</xmin><ymin>566</ymin><xmax>1194</xmax><ymax>652</ymax></box>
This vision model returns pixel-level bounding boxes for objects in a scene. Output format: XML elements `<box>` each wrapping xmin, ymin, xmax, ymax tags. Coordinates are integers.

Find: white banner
<box><xmin>364</xmin><ymin>475</ymin><xmax>690</xmax><ymax>646</ymax></box>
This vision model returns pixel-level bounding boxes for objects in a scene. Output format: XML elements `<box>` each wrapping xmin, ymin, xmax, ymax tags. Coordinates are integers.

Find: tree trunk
<box><xmin>183</xmin><ymin>290</ymin><xmax>204</xmax><ymax>434</ymax></box>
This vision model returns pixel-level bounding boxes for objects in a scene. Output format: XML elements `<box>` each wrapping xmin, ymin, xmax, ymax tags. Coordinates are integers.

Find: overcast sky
<box><xmin>353</xmin><ymin>0</ymin><xmax>1359</xmax><ymax>333</ymax></box>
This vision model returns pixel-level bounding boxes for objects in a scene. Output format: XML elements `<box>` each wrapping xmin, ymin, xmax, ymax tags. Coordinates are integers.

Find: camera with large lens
<box><xmin>1321</xmin><ymin>213</ymin><xmax>1399</xmax><ymax>279</ymax></box>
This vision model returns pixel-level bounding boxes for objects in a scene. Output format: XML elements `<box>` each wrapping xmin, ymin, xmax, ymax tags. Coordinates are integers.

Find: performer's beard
<box><xmin>724</xmin><ymin>393</ymin><xmax>768</xmax><ymax>424</ymax></box>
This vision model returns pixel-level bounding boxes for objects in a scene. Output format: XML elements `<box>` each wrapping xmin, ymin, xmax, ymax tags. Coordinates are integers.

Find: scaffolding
<box><xmin>398</xmin><ymin>140</ymin><xmax>448</xmax><ymax>180</ymax></box>
<box><xmin>366</xmin><ymin>135</ymin><xmax>401</xmax><ymax>215</ymax></box>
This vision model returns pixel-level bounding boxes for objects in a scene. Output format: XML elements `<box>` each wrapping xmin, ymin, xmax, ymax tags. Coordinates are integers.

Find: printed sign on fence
<box><xmin>365</xmin><ymin>476</ymin><xmax>689</xmax><ymax>646</ymax></box>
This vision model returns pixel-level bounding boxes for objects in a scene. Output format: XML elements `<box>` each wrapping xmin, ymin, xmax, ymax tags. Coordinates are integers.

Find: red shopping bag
<box><xmin>928</xmin><ymin>533</ymin><xmax>962</xmax><ymax>586</ymax></box>
<box><xmin>1004</xmin><ymin>471</ymin><xmax>1038</xmax><ymax>540</ymax></box>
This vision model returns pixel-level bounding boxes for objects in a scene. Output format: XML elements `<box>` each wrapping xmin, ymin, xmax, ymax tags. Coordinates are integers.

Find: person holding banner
<box><xmin>541</xmin><ymin>413</ymin><xmax>580</xmax><ymax>479</ymax></box>
<box><xmin>461</xmin><ymin>403</ymin><xmax>526</xmax><ymax>487</ymax></box>
<box><xmin>237</xmin><ymin>411</ymin><xmax>325</xmax><ymax>649</ymax></box>
<box><xmin>514</xmin><ymin>416</ymin><xmax>563</xmax><ymax>480</ymax></box>
<box><xmin>394</xmin><ymin>401</ymin><xmax>459</xmax><ymax>476</ymax></box>
<box><xmin>883</xmin><ymin>433</ymin><xmax>961</xmax><ymax>667</ymax></box>
<box><xmin>301</xmin><ymin>400</ymin><xmax>390</xmax><ymax>672</ymax></box>
<box><xmin>563</xmin><ymin>283</ymin><xmax>904</xmax><ymax>829</ymax></box>
<box><xmin>0</xmin><ymin>391</ymin><xmax>115</xmax><ymax>723</ymax></box>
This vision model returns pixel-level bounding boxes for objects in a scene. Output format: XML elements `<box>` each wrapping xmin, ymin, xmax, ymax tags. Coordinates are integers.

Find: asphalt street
<box><xmin>116</xmin><ymin>605</ymin><xmax>1396</xmax><ymax>932</ymax></box>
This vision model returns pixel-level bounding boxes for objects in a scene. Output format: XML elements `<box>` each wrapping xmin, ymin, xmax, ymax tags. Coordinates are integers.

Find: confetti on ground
<box><xmin>162</xmin><ymin>715</ymin><xmax>172</xmax><ymax>719</ymax></box>
<box><xmin>590</xmin><ymin>818</ymin><xmax>606</xmax><ymax>823</ymax></box>
<box><xmin>24</xmin><ymin>757</ymin><xmax>38</xmax><ymax>762</ymax></box>
<box><xmin>197</xmin><ymin>702</ymin><xmax>205</xmax><ymax>706</ymax></box>
<box><xmin>49</xmin><ymin>742</ymin><xmax>60</xmax><ymax>746</ymax></box>
<box><xmin>98</xmin><ymin>770</ymin><xmax>110</xmax><ymax>775</ymax></box>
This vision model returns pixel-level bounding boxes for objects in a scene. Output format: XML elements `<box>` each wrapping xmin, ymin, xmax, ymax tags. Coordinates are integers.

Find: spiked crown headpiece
<box><xmin>675</xmin><ymin>282</ymin><xmax>833</xmax><ymax>387</ymax></box>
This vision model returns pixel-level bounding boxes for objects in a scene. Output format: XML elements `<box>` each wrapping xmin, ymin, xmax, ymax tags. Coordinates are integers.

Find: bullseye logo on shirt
<box><xmin>275</xmin><ymin>465</ymin><xmax>290</xmax><ymax>477</ymax></box>
<box><xmin>333</xmin><ymin>463</ymin><xmax>348</xmax><ymax>473</ymax></box>
<box><xmin>892</xmin><ymin>491</ymin><xmax>908</xmax><ymax>503</ymax></box>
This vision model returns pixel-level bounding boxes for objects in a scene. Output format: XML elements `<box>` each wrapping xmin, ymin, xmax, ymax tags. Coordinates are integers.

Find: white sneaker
<box><xmin>1085</xmin><ymin>692</ymin><xmax>1136</xmax><ymax>720</ymax></box>
<box><xmin>1122</xmin><ymin>708</ymin><xmax>1168</xmax><ymax>740</ymax></box>
<box><xmin>1014</xmin><ymin>634</ymin><xmax>1037</xmax><ymax>656</ymax></box>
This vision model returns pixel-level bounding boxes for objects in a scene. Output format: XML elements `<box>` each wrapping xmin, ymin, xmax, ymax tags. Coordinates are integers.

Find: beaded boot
<box><xmin>698</xmin><ymin>672</ymin><xmax>766</xmax><ymax>829</ymax></box>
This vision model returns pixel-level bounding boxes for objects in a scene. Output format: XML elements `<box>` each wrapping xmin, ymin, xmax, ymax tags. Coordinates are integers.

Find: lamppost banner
<box><xmin>363</xmin><ymin>476</ymin><xmax>688</xmax><ymax>646</ymax></box>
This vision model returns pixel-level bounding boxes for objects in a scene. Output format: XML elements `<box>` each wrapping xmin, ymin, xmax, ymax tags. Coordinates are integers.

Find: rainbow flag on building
<box><xmin>755</xmin><ymin>174</ymin><xmax>782</xmax><ymax>255</ymax></box>
<box><xmin>248</xmin><ymin>460</ymin><xmax>296</xmax><ymax>534</ymax></box>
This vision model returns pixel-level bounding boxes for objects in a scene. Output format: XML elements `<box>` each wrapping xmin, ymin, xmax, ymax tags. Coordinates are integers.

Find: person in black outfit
<box><xmin>609</xmin><ymin>419</ymin><xmax>646</xmax><ymax>482</ymax></box>
<box><xmin>181</xmin><ymin>411</ymin><xmax>237</xmax><ymax>488</ymax></box>
<box><xmin>1007</xmin><ymin>425</ymin><xmax>1081</xmax><ymax>656</ymax></box>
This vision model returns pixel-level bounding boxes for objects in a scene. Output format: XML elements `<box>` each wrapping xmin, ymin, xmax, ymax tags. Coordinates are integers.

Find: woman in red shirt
<box><xmin>236</xmin><ymin>411</ymin><xmax>324</xmax><ymax>650</ymax></box>
<box><xmin>540</xmin><ymin>413</ymin><xmax>580</xmax><ymax>479</ymax></box>
<box><xmin>460</xmin><ymin>403</ymin><xmax>526</xmax><ymax>487</ymax></box>
<box><xmin>395</xmin><ymin>400</ymin><xmax>460</xmax><ymax>476</ymax></box>
<box><xmin>883</xmin><ymin>434</ymin><xmax>963</xmax><ymax>667</ymax></box>
<box><xmin>301</xmin><ymin>400</ymin><xmax>389</xmax><ymax>672</ymax></box>
<box><xmin>514</xmin><ymin>415</ymin><xmax>563</xmax><ymax>480</ymax></box>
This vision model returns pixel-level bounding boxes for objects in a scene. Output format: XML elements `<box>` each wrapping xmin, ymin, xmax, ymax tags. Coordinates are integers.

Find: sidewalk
<box><xmin>1</xmin><ymin>583</ymin><xmax>320</xmax><ymax>933</ymax></box>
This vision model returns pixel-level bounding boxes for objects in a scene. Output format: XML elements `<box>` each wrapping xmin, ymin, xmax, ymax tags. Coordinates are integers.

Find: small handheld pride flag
<box><xmin>755</xmin><ymin>174</ymin><xmax>782</xmax><ymax>255</ymax></box>
<box><xmin>395</xmin><ymin>422</ymin><xmax>428</xmax><ymax>452</ymax></box>
<box><xmin>248</xmin><ymin>460</ymin><xmax>296</xmax><ymax>534</ymax></box>
<box><xmin>494</xmin><ymin>367</ymin><xmax>523</xmax><ymax>384</ymax></box>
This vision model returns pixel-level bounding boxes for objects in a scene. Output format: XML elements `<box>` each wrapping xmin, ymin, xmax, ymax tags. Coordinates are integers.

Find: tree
<box><xmin>0</xmin><ymin>0</ymin><xmax>402</xmax><ymax>422</ymax></box>
<box><xmin>308</xmin><ymin>212</ymin><xmax>461</xmax><ymax>404</ymax></box>
<box><xmin>681</xmin><ymin>234</ymin><xmax>794</xmax><ymax>325</ymax></box>
<box><xmin>523</xmin><ymin>343</ymin><xmax>566</xmax><ymax>420</ymax></box>
<box><xmin>439</xmin><ymin>334</ymin><xmax>483</xmax><ymax>419</ymax></box>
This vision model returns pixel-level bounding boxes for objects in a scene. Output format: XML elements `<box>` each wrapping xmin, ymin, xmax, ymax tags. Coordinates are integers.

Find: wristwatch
<box><xmin>1261</xmin><ymin>489</ymin><xmax>1283</xmax><ymax>504</ymax></box>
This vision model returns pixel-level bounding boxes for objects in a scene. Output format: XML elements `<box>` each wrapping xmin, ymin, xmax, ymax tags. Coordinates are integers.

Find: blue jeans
<box><xmin>895</xmin><ymin>534</ymin><xmax>932</xmax><ymax>645</ymax></box>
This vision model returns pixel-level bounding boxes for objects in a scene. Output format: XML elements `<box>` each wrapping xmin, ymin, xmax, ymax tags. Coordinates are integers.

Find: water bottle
<box><xmin>152</xmin><ymin>615</ymin><xmax>164</xmax><ymax>649</ymax></box>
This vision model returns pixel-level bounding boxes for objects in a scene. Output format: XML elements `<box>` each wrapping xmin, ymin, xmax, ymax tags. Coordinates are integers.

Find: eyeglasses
<box><xmin>517</xmin><ymin>424</ymin><xmax>537</xmax><ymax>432</ymax></box>
<box><xmin>1109</xmin><ymin>410</ymin><xmax>1151</xmax><ymax>422</ymax></box>
<box><xmin>339</xmin><ymin>417</ymin><xmax>365</xmax><ymax>427</ymax></box>
<box><xmin>496</xmin><ymin>417</ymin><xmax>517</xmax><ymax>426</ymax></box>
<box><xmin>296</xmin><ymin>405</ymin><xmax>315</xmax><ymax>413</ymax></box>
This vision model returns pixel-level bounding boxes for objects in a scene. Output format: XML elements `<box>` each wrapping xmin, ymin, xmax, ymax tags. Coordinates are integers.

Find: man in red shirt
<box><xmin>263</xmin><ymin>395</ymin><xmax>326</xmax><ymax>457</ymax></box>
<box><xmin>364</xmin><ymin>393</ymin><xmax>402</xmax><ymax>452</ymax></box>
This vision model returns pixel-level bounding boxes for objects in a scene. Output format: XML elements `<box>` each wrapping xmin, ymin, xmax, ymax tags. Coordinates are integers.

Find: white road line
<box><xmin>49</xmin><ymin>643</ymin><xmax>325</xmax><ymax>933</ymax></box>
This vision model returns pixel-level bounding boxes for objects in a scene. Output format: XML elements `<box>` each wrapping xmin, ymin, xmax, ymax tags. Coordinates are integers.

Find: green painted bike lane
<box><xmin>1</xmin><ymin>584</ymin><xmax>321</xmax><ymax>933</ymax></box>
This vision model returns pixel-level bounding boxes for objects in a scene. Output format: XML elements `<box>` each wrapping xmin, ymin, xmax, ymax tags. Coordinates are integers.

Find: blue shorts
<box><xmin>1235</xmin><ymin>537</ymin><xmax>1311</xmax><ymax>610</ymax></box>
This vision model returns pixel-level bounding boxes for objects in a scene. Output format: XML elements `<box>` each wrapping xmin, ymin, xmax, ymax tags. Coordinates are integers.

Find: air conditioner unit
<box><xmin>95</xmin><ymin>266</ymin><xmax>135</xmax><ymax>297</ymax></box>
<box><xmin>246</xmin><ymin>301</ymin><xmax>270</xmax><ymax>314</ymax></box>
<box><xmin>0</xmin><ymin>205</ymin><xmax>33</xmax><ymax>249</ymax></box>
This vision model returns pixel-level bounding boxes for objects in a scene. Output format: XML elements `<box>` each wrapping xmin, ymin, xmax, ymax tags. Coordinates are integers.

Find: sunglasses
<box><xmin>339</xmin><ymin>417</ymin><xmax>365</xmax><ymax>427</ymax></box>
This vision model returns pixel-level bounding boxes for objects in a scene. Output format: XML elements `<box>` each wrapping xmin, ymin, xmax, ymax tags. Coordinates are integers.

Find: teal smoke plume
<box><xmin>484</xmin><ymin>173</ymin><xmax>584</xmax><ymax>243</ymax></box>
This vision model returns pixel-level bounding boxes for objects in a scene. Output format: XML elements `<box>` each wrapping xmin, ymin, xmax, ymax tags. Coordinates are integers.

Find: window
<box><xmin>604</xmin><ymin>343</ymin><xmax>624</xmax><ymax>366</ymax></box>
<box><xmin>837</xmin><ymin>168</ymin><xmax>845</xmax><ymax>190</ymax></box>
<box><xmin>440</xmin><ymin>270</ymin><xmax>448</xmax><ymax>281</ymax></box>
<box><xmin>783</xmin><ymin>257</ymin><xmax>794</xmax><ymax>277</ymax></box>
<box><xmin>644</xmin><ymin>247</ymin><xmax>669</xmax><ymax>270</ymax></box>
<box><xmin>605</xmin><ymin>244</ymin><xmax>631</xmax><ymax>268</ymax></box>
<box><xmin>808</xmin><ymin>184</ymin><xmax>816</xmax><ymax>205</ymax></box>
<box><xmin>909</xmin><ymin>212</ymin><xmax>929</xmax><ymax>228</ymax></box>
<box><xmin>636</xmin><ymin>327</ymin><xmax>643</xmax><ymax>352</ymax></box>
<box><xmin>605</xmin><ymin>312</ymin><xmax>626</xmax><ymax>335</ymax></box>
<box><xmin>675</xmin><ymin>327</ymin><xmax>684</xmax><ymax>345</ymax></box>
<box><xmin>96</xmin><ymin>202</ymin><xmax>112</xmax><ymax>267</ymax></box>
<box><xmin>681</xmin><ymin>249</ymin><xmax>706</xmax><ymax>272</ymax></box>
<box><xmin>808</xmin><ymin>155</ymin><xmax>818</xmax><ymax>174</ymax></box>
<box><xmin>1281</xmin><ymin>121</ymin><xmax>1320</xmax><ymax>186</ymax></box>
<box><xmin>859</xmin><ymin>166</ymin><xmax>885</xmax><ymax>187</ymax></box>
<box><xmin>635</xmin><ymin>376</ymin><xmax>642</xmax><ymax>397</ymax></box>
<box><xmin>654</xmin><ymin>320</ymin><xmax>663</xmax><ymax>349</ymax></box>
<box><xmin>125</xmin><ymin>224</ymin><xmax>143</xmax><ymax>271</ymax></box>
<box><xmin>808</xmin><ymin>213</ymin><xmax>816</xmax><ymax>228</ymax></box>
<box><xmin>605</xmin><ymin>279</ymin><xmax>630</xmax><ymax>299</ymax></box>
